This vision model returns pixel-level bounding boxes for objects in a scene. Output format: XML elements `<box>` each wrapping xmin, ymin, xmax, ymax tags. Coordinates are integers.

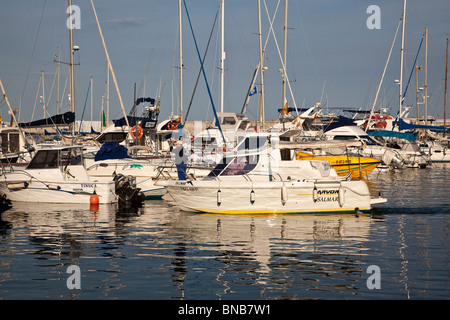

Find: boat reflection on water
<box><xmin>1</xmin><ymin>196</ymin><xmax>377</xmax><ymax>299</ymax></box>
<box><xmin>166</xmin><ymin>209</ymin><xmax>375</xmax><ymax>298</ymax></box>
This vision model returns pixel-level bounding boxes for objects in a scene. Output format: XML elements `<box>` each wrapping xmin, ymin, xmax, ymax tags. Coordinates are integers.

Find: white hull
<box><xmin>159</xmin><ymin>177</ymin><xmax>385</xmax><ymax>214</ymax></box>
<box><xmin>0</xmin><ymin>171</ymin><xmax>116</xmax><ymax>204</ymax></box>
<box><xmin>85</xmin><ymin>158</ymin><xmax>166</xmax><ymax>198</ymax></box>
<box><xmin>427</xmin><ymin>148</ymin><xmax>450</xmax><ymax>162</ymax></box>
<box><xmin>85</xmin><ymin>158</ymin><xmax>213</xmax><ymax>198</ymax></box>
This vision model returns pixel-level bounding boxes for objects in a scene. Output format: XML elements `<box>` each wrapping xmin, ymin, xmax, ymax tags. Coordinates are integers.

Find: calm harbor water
<box><xmin>0</xmin><ymin>164</ymin><xmax>449</xmax><ymax>300</ymax></box>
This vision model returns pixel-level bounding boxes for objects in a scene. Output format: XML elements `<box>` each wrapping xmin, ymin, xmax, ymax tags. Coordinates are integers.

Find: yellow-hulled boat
<box><xmin>295</xmin><ymin>152</ymin><xmax>381</xmax><ymax>179</ymax></box>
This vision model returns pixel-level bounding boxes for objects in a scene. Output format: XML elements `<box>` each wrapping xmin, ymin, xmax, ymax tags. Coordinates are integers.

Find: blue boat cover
<box><xmin>323</xmin><ymin>116</ymin><xmax>357</xmax><ymax>132</ymax></box>
<box><xmin>19</xmin><ymin>111</ymin><xmax>75</xmax><ymax>128</ymax></box>
<box><xmin>368</xmin><ymin>130</ymin><xmax>417</xmax><ymax>142</ymax></box>
<box><xmin>398</xmin><ymin>118</ymin><xmax>450</xmax><ymax>133</ymax></box>
<box><xmin>94</xmin><ymin>142</ymin><xmax>131</xmax><ymax>161</ymax></box>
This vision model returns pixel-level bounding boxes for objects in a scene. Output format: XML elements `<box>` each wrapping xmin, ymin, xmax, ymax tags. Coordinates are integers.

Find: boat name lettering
<box><xmin>335</xmin><ymin>159</ymin><xmax>351</xmax><ymax>164</ymax></box>
<box><xmin>317</xmin><ymin>189</ymin><xmax>338</xmax><ymax>195</ymax></box>
<box><xmin>81</xmin><ymin>184</ymin><xmax>96</xmax><ymax>188</ymax></box>
<box><xmin>316</xmin><ymin>196</ymin><xmax>339</xmax><ymax>202</ymax></box>
<box><xmin>180</xmin><ymin>187</ymin><xmax>198</xmax><ymax>191</ymax></box>
<box><xmin>316</xmin><ymin>189</ymin><xmax>339</xmax><ymax>202</ymax></box>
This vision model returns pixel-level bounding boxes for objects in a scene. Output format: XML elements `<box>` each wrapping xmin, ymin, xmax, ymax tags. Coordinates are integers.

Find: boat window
<box><xmin>219</xmin><ymin>155</ymin><xmax>259</xmax><ymax>176</ymax></box>
<box><xmin>1</xmin><ymin>132</ymin><xmax>19</xmax><ymax>153</ymax></box>
<box><xmin>237</xmin><ymin>136</ymin><xmax>267</xmax><ymax>152</ymax></box>
<box><xmin>208</xmin><ymin>157</ymin><xmax>233</xmax><ymax>177</ymax></box>
<box><xmin>333</xmin><ymin>135</ymin><xmax>356</xmax><ymax>141</ymax></box>
<box><xmin>60</xmin><ymin>148</ymin><xmax>83</xmax><ymax>166</ymax></box>
<box><xmin>96</xmin><ymin>132</ymin><xmax>128</xmax><ymax>144</ymax></box>
<box><xmin>27</xmin><ymin>150</ymin><xmax>59</xmax><ymax>169</ymax></box>
<box><xmin>221</xmin><ymin>117</ymin><xmax>236</xmax><ymax>125</ymax></box>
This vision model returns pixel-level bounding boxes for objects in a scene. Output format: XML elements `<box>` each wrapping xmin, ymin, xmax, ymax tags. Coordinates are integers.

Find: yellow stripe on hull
<box><xmin>188</xmin><ymin>207</ymin><xmax>371</xmax><ymax>215</ymax></box>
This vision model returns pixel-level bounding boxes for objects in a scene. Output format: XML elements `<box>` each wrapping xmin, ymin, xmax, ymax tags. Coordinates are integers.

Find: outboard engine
<box><xmin>113</xmin><ymin>174</ymin><xmax>145</xmax><ymax>205</ymax></box>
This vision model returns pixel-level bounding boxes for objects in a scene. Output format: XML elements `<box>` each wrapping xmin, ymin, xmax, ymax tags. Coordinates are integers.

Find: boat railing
<box><xmin>0</xmin><ymin>153</ymin><xmax>29</xmax><ymax>175</ymax></box>
<box><xmin>155</xmin><ymin>161</ymin><xmax>216</xmax><ymax>180</ymax></box>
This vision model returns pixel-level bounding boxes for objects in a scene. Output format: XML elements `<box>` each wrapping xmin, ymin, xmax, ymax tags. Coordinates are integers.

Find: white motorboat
<box><xmin>324</xmin><ymin>125</ymin><xmax>430</xmax><ymax>169</ymax></box>
<box><xmin>156</xmin><ymin>132</ymin><xmax>386</xmax><ymax>214</ymax></box>
<box><xmin>0</xmin><ymin>145</ymin><xmax>117</xmax><ymax>204</ymax></box>
<box><xmin>85</xmin><ymin>155</ymin><xmax>169</xmax><ymax>199</ymax></box>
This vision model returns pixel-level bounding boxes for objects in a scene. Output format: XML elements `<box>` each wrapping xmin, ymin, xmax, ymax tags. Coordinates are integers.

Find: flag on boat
<box><xmin>292</xmin><ymin>115</ymin><xmax>301</xmax><ymax>127</ymax></box>
<box><xmin>249</xmin><ymin>86</ymin><xmax>257</xmax><ymax>96</ymax></box>
<box><xmin>101</xmin><ymin>111</ymin><xmax>106</xmax><ymax>128</ymax></box>
<box><xmin>281</xmin><ymin>99</ymin><xmax>289</xmax><ymax>115</ymax></box>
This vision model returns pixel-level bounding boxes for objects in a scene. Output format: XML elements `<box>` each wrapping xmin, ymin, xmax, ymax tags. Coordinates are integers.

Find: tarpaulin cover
<box><xmin>94</xmin><ymin>142</ymin><xmax>131</xmax><ymax>161</ymax></box>
<box><xmin>19</xmin><ymin>112</ymin><xmax>75</xmax><ymax>128</ymax></box>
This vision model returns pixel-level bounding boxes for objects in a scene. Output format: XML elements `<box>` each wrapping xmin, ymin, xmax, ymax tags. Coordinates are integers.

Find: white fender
<box><xmin>338</xmin><ymin>185</ymin><xmax>345</xmax><ymax>207</ymax></box>
<box><xmin>217</xmin><ymin>189</ymin><xmax>222</xmax><ymax>206</ymax></box>
<box><xmin>313</xmin><ymin>186</ymin><xmax>318</xmax><ymax>202</ymax></box>
<box><xmin>281</xmin><ymin>183</ymin><xmax>288</xmax><ymax>204</ymax></box>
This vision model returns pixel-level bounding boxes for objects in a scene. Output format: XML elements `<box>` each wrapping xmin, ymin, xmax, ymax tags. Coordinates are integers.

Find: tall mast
<box><xmin>258</xmin><ymin>0</ymin><xmax>265</xmax><ymax>127</ymax></box>
<box><xmin>282</xmin><ymin>0</ymin><xmax>288</xmax><ymax>112</ymax></box>
<box><xmin>178</xmin><ymin>0</ymin><xmax>183</xmax><ymax>120</ymax></box>
<box><xmin>41</xmin><ymin>70</ymin><xmax>45</xmax><ymax>117</ymax></box>
<box><xmin>68</xmin><ymin>0</ymin><xmax>75</xmax><ymax>135</ymax></box>
<box><xmin>106</xmin><ymin>62</ymin><xmax>109</xmax><ymax>122</ymax></box>
<box><xmin>57</xmin><ymin>47</ymin><xmax>61</xmax><ymax>114</ymax></box>
<box><xmin>220</xmin><ymin>0</ymin><xmax>225</xmax><ymax>113</ymax></box>
<box><xmin>445</xmin><ymin>37</ymin><xmax>448</xmax><ymax>127</ymax></box>
<box><xmin>424</xmin><ymin>25</ymin><xmax>428</xmax><ymax>126</ymax></box>
<box><xmin>398</xmin><ymin>0</ymin><xmax>406</xmax><ymax>118</ymax></box>
<box><xmin>90</xmin><ymin>75</ymin><xmax>93</xmax><ymax>129</ymax></box>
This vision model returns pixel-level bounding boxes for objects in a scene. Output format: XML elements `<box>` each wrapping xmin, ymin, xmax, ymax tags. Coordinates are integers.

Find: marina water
<box><xmin>0</xmin><ymin>164</ymin><xmax>449</xmax><ymax>300</ymax></box>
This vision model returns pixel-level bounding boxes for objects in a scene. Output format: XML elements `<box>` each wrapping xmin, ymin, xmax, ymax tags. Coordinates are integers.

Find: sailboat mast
<box><xmin>258</xmin><ymin>0</ymin><xmax>265</xmax><ymax>127</ymax></box>
<box><xmin>41</xmin><ymin>70</ymin><xmax>45</xmax><ymax>117</ymax></box>
<box><xmin>179</xmin><ymin>0</ymin><xmax>183</xmax><ymax>121</ymax></box>
<box><xmin>220</xmin><ymin>0</ymin><xmax>225</xmax><ymax>113</ymax></box>
<box><xmin>399</xmin><ymin>0</ymin><xmax>406</xmax><ymax>118</ymax></box>
<box><xmin>90</xmin><ymin>75</ymin><xmax>93</xmax><ymax>129</ymax></box>
<box><xmin>57</xmin><ymin>47</ymin><xmax>61</xmax><ymax>114</ymax></box>
<box><xmin>68</xmin><ymin>0</ymin><xmax>75</xmax><ymax>135</ymax></box>
<box><xmin>445</xmin><ymin>37</ymin><xmax>448</xmax><ymax>127</ymax></box>
<box><xmin>424</xmin><ymin>25</ymin><xmax>428</xmax><ymax>126</ymax></box>
<box><xmin>282</xmin><ymin>0</ymin><xmax>288</xmax><ymax>112</ymax></box>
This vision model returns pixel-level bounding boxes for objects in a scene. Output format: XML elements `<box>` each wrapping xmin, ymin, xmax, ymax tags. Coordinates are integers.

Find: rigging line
<box><xmin>366</xmin><ymin>19</ymin><xmax>401</xmax><ymax>132</ymax></box>
<box><xmin>402</xmin><ymin>37</ymin><xmax>424</xmax><ymax>103</ymax></box>
<box><xmin>5</xmin><ymin>0</ymin><xmax>39</xmax><ymax>91</ymax></box>
<box><xmin>263</xmin><ymin>0</ymin><xmax>299</xmax><ymax>115</ymax></box>
<box><xmin>19</xmin><ymin>0</ymin><xmax>47</xmax><ymax>119</ymax></box>
<box><xmin>183</xmin><ymin>5</ymin><xmax>220</xmax><ymax>124</ymax></box>
<box><xmin>31</xmin><ymin>76</ymin><xmax>42</xmax><ymax>122</ymax></box>
<box><xmin>242</xmin><ymin>0</ymin><xmax>280</xmax><ymax>116</ymax></box>
<box><xmin>182</xmin><ymin>0</ymin><xmax>225</xmax><ymax>144</ymax></box>
<box><xmin>43</xmin><ymin>64</ymin><xmax>59</xmax><ymax>118</ymax></box>
<box><xmin>293</xmin><ymin>0</ymin><xmax>321</xmax><ymax>87</ymax></box>
<box><xmin>78</xmin><ymin>80</ymin><xmax>91</xmax><ymax>134</ymax></box>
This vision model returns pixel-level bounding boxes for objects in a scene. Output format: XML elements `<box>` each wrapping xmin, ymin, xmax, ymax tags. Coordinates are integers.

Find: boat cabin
<box><xmin>26</xmin><ymin>146</ymin><xmax>88</xmax><ymax>180</ymax></box>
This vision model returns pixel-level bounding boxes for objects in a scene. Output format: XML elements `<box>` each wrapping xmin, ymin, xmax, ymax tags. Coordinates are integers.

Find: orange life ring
<box><xmin>130</xmin><ymin>125</ymin><xmax>143</xmax><ymax>139</ymax></box>
<box><xmin>167</xmin><ymin>121</ymin><xmax>178</xmax><ymax>130</ymax></box>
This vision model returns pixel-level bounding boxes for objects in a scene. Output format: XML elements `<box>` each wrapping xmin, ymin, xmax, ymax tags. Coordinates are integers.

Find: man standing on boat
<box><xmin>172</xmin><ymin>139</ymin><xmax>189</xmax><ymax>180</ymax></box>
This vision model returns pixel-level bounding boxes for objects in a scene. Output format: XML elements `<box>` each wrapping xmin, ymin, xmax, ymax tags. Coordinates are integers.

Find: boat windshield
<box><xmin>208</xmin><ymin>154</ymin><xmax>259</xmax><ymax>177</ymax></box>
<box><xmin>208</xmin><ymin>136</ymin><xmax>266</xmax><ymax>177</ymax></box>
<box><xmin>27</xmin><ymin>150</ymin><xmax>59</xmax><ymax>169</ymax></box>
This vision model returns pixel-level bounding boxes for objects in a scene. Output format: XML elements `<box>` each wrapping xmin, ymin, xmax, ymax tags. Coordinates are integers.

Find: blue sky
<box><xmin>1</xmin><ymin>0</ymin><xmax>449</xmax><ymax>124</ymax></box>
